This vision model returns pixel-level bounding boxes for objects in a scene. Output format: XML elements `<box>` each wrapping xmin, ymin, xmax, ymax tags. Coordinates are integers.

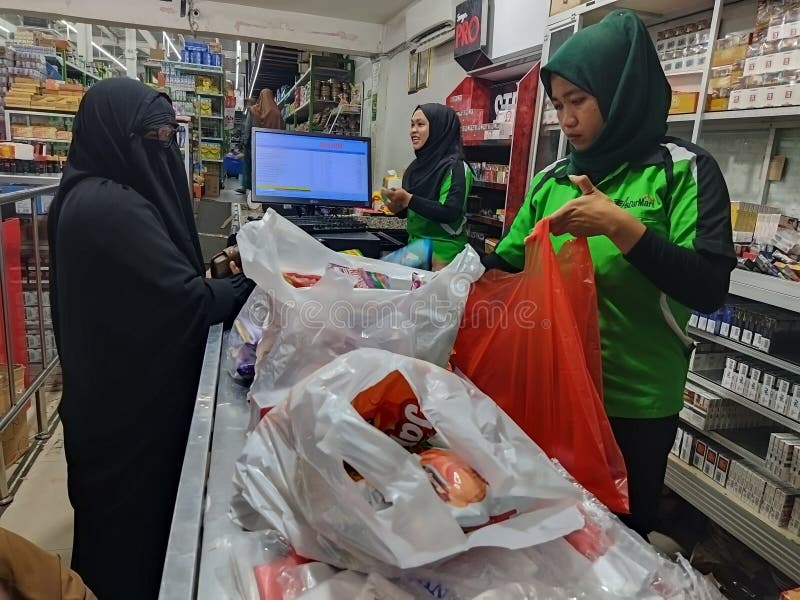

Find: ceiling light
<box><xmin>60</xmin><ymin>20</ymin><xmax>77</xmax><ymax>33</ymax></box>
<box><xmin>92</xmin><ymin>41</ymin><xmax>128</xmax><ymax>71</ymax></box>
<box><xmin>0</xmin><ymin>25</ymin><xmax>8</xmax><ymax>34</ymax></box>
<box><xmin>235</xmin><ymin>40</ymin><xmax>241</xmax><ymax>90</ymax></box>
<box><xmin>162</xmin><ymin>31</ymin><xmax>181</xmax><ymax>61</ymax></box>
<box><xmin>247</xmin><ymin>43</ymin><xmax>264</xmax><ymax>100</ymax></box>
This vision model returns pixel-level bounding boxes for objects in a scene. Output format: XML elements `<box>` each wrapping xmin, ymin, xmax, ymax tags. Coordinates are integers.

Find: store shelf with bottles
<box><xmin>277</xmin><ymin>54</ymin><xmax>357</xmax><ymax>130</ymax></box>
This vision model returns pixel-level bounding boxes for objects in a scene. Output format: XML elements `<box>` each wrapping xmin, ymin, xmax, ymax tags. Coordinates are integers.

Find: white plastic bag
<box><xmin>236</xmin><ymin>210</ymin><xmax>483</xmax><ymax>425</ymax></box>
<box><xmin>232</xmin><ymin>348</ymin><xmax>583</xmax><ymax>574</ymax></box>
<box><xmin>227</xmin><ymin>287</ymin><xmax>270</xmax><ymax>384</ymax></box>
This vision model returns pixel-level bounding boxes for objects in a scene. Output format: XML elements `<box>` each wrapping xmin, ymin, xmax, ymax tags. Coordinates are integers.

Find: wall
<box><xmin>373</xmin><ymin>40</ymin><xmax>467</xmax><ymax>180</ymax></box>
<box><xmin>490</xmin><ymin>0</ymin><xmax>547</xmax><ymax>59</ymax></box>
<box><xmin>0</xmin><ymin>0</ymin><xmax>384</xmax><ymax>54</ymax></box>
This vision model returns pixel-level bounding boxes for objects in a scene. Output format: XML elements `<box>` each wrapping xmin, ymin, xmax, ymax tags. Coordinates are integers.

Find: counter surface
<box><xmin>158</xmin><ymin>326</ymin><xmax>250</xmax><ymax>600</ymax></box>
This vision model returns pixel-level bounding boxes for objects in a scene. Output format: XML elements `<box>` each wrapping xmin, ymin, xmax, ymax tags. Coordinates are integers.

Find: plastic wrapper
<box><xmin>231</xmin><ymin>348</ymin><xmax>584</xmax><ymax>574</ymax></box>
<box><xmin>227</xmin><ymin>288</ymin><xmax>270</xmax><ymax>384</ymax></box>
<box><xmin>236</xmin><ymin>210</ymin><xmax>483</xmax><ymax>426</ymax></box>
<box><xmin>381</xmin><ymin>238</ymin><xmax>433</xmax><ymax>269</ymax></box>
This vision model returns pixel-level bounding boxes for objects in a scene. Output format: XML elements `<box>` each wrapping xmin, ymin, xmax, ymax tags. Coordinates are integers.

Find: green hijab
<box><xmin>541</xmin><ymin>10</ymin><xmax>671</xmax><ymax>181</ymax></box>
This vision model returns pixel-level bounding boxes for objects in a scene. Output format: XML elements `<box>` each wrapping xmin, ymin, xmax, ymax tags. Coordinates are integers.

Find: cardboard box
<box><xmin>149</xmin><ymin>48</ymin><xmax>166</xmax><ymax>61</ymax></box>
<box><xmin>550</xmin><ymin>0</ymin><xmax>583</xmax><ymax>15</ymax></box>
<box><xmin>693</xmin><ymin>439</ymin><xmax>708</xmax><ymax>470</ymax></box>
<box><xmin>712</xmin><ymin>45</ymin><xmax>748</xmax><ymax>68</ymax></box>
<box><xmin>2</xmin><ymin>407</ymin><xmax>29</xmax><ymax>467</ymax></box>
<box><xmin>669</xmin><ymin>91</ymin><xmax>699</xmax><ymax>115</ymax></box>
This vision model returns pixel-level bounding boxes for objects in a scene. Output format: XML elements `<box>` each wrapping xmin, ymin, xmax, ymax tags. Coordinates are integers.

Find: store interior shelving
<box><xmin>665</xmin><ymin>455</ymin><xmax>800</xmax><ymax>582</ymax></box>
<box><xmin>676</xmin><ymin>269</ymin><xmax>800</xmax><ymax>580</ymax></box>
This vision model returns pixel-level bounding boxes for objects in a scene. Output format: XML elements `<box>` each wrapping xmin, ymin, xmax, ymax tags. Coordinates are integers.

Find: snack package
<box><xmin>352</xmin><ymin>370</ymin><xmax>438</xmax><ymax>449</ymax></box>
<box><xmin>283</xmin><ymin>272</ymin><xmax>323</xmax><ymax>288</ymax></box>
<box><xmin>228</xmin><ymin>288</ymin><xmax>269</xmax><ymax>384</ymax></box>
<box><xmin>382</xmin><ymin>239</ymin><xmax>433</xmax><ymax>269</ymax></box>
<box><xmin>419</xmin><ymin>448</ymin><xmax>490</xmax><ymax>529</ymax></box>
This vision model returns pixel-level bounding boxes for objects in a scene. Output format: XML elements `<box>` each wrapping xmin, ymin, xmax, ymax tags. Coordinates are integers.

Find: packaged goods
<box><xmin>237</xmin><ymin>211</ymin><xmax>482</xmax><ymax>423</ymax></box>
<box><xmin>232</xmin><ymin>349</ymin><xmax>583</xmax><ymax>573</ymax></box>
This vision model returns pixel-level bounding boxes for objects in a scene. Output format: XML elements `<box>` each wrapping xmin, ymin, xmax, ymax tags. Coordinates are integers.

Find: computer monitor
<box><xmin>251</xmin><ymin>128</ymin><xmax>372</xmax><ymax>208</ymax></box>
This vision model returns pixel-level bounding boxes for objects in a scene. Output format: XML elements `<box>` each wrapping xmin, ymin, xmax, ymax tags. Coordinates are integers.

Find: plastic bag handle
<box><xmin>523</xmin><ymin>217</ymin><xmax>592</xmax><ymax>269</ymax></box>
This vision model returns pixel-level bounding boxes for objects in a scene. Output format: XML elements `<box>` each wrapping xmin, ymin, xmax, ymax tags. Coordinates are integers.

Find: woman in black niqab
<box><xmin>48</xmin><ymin>78</ymin><xmax>253</xmax><ymax>600</ymax></box>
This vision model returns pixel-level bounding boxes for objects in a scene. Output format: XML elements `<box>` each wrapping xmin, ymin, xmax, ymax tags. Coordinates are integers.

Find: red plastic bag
<box><xmin>453</xmin><ymin>218</ymin><xmax>629</xmax><ymax>513</ymax></box>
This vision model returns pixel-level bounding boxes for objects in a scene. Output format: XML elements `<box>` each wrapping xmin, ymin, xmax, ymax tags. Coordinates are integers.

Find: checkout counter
<box><xmin>159</xmin><ymin>325</ymin><xmax>251</xmax><ymax>599</ymax></box>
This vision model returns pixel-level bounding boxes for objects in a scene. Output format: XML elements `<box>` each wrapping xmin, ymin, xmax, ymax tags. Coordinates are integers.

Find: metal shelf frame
<box><xmin>689</xmin><ymin>328</ymin><xmax>800</xmax><ymax>377</ymax></box>
<box><xmin>687</xmin><ymin>371</ymin><xmax>800</xmax><ymax>435</ymax></box>
<box><xmin>665</xmin><ymin>456</ymin><xmax>800</xmax><ymax>582</ymax></box>
<box><xmin>729</xmin><ymin>270</ymin><xmax>800</xmax><ymax>315</ymax></box>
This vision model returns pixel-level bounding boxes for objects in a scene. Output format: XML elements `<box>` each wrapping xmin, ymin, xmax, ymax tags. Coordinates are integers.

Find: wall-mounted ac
<box><xmin>406</xmin><ymin>0</ymin><xmax>456</xmax><ymax>47</ymax></box>
<box><xmin>410</xmin><ymin>20</ymin><xmax>455</xmax><ymax>53</ymax></box>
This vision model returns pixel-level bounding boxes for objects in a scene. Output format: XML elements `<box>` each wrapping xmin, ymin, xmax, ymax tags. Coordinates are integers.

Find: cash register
<box><xmin>249</xmin><ymin>127</ymin><xmax>384</xmax><ymax>257</ymax></box>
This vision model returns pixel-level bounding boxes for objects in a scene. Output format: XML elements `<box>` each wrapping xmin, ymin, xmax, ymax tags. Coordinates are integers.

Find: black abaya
<box><xmin>48</xmin><ymin>79</ymin><xmax>253</xmax><ymax>599</ymax></box>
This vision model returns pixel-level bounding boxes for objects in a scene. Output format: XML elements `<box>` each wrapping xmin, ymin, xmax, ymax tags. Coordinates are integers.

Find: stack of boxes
<box><xmin>0</xmin><ymin>365</ymin><xmax>27</xmax><ymax>468</ymax></box>
<box><xmin>447</xmin><ymin>79</ymin><xmax>514</xmax><ymax>143</ymax></box>
<box><xmin>709</xmin><ymin>1</ymin><xmax>800</xmax><ymax>111</ymax></box>
<box><xmin>682</xmin><ymin>384</ymin><xmax>773</xmax><ymax>430</ymax></box>
<box><xmin>653</xmin><ymin>19</ymin><xmax>712</xmax><ymax>114</ymax></box>
<box><xmin>23</xmin><ymin>291</ymin><xmax>55</xmax><ymax>368</ymax></box>
<box><xmin>717</xmin><ymin>355</ymin><xmax>800</xmax><ymax>419</ymax></box>
<box><xmin>672</xmin><ymin>430</ymin><xmax>736</xmax><ymax>488</ymax></box>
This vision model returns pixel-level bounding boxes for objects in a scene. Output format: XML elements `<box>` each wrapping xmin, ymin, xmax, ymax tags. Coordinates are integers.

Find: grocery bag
<box><xmin>452</xmin><ymin>218</ymin><xmax>629</xmax><ymax>513</ymax></box>
<box><xmin>231</xmin><ymin>348</ymin><xmax>584</xmax><ymax>573</ymax></box>
<box><xmin>226</xmin><ymin>287</ymin><xmax>270</xmax><ymax>385</ymax></box>
<box><xmin>236</xmin><ymin>210</ymin><xmax>483</xmax><ymax>424</ymax></box>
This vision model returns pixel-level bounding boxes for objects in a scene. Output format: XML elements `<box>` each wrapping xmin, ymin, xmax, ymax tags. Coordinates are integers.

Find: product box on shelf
<box><xmin>714</xmin><ymin>453</ymin><xmax>732</xmax><ymax>486</ymax></box>
<box><xmin>680</xmin><ymin>429</ymin><xmax>695</xmax><ymax>464</ymax></box>
<box><xmin>703</xmin><ymin>447</ymin><xmax>719</xmax><ymax>478</ymax></box>
<box><xmin>550</xmin><ymin>0</ymin><xmax>584</xmax><ymax>16</ymax></box>
<box><xmin>669</xmin><ymin>91</ymin><xmax>699</xmax><ymax>114</ymax></box>
<box><xmin>788</xmin><ymin>496</ymin><xmax>800</xmax><ymax>535</ymax></box>
<box><xmin>446</xmin><ymin>78</ymin><xmax>490</xmax><ymax>114</ymax></box>
<box><xmin>693</xmin><ymin>439</ymin><xmax>709</xmax><ymax>470</ymax></box>
<box><xmin>672</xmin><ymin>428</ymin><xmax>684</xmax><ymax>456</ymax></box>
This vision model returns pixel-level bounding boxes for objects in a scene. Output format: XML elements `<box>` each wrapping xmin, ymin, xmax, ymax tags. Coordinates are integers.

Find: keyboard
<box><xmin>286</xmin><ymin>215</ymin><xmax>368</xmax><ymax>234</ymax></box>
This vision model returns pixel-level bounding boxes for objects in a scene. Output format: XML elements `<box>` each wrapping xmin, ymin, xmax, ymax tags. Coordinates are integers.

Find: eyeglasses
<box><xmin>141</xmin><ymin>124</ymin><xmax>178</xmax><ymax>148</ymax></box>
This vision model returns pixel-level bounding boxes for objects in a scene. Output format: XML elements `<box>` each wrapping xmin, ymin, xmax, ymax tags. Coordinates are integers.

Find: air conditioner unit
<box><xmin>406</xmin><ymin>0</ymin><xmax>455</xmax><ymax>41</ymax></box>
<box><xmin>410</xmin><ymin>20</ymin><xmax>455</xmax><ymax>52</ymax></box>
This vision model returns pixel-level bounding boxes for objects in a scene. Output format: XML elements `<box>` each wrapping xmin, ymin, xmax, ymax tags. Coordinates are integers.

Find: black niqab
<box><xmin>51</xmin><ymin>78</ymin><xmax>204</xmax><ymax>276</ymax></box>
<box><xmin>402</xmin><ymin>103</ymin><xmax>465</xmax><ymax>200</ymax></box>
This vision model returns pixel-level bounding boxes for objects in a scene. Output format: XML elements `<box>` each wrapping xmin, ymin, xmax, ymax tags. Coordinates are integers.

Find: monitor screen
<box><xmin>251</xmin><ymin>128</ymin><xmax>371</xmax><ymax>208</ymax></box>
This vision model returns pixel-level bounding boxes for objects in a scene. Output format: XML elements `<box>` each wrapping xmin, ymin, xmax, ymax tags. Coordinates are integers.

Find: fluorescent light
<box><xmin>235</xmin><ymin>40</ymin><xmax>241</xmax><ymax>90</ymax></box>
<box><xmin>60</xmin><ymin>20</ymin><xmax>77</xmax><ymax>33</ymax></box>
<box><xmin>247</xmin><ymin>43</ymin><xmax>264</xmax><ymax>99</ymax></box>
<box><xmin>162</xmin><ymin>31</ymin><xmax>181</xmax><ymax>61</ymax></box>
<box><xmin>0</xmin><ymin>25</ymin><xmax>8</xmax><ymax>34</ymax></box>
<box><xmin>92</xmin><ymin>41</ymin><xmax>128</xmax><ymax>71</ymax></box>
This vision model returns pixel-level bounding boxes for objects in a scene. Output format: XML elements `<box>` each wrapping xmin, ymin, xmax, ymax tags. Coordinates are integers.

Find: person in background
<box><xmin>236</xmin><ymin>98</ymin><xmax>255</xmax><ymax>195</ymax></box>
<box><xmin>237</xmin><ymin>88</ymin><xmax>285</xmax><ymax>198</ymax></box>
<box><xmin>382</xmin><ymin>103</ymin><xmax>474</xmax><ymax>270</ymax></box>
<box><xmin>482</xmin><ymin>11</ymin><xmax>735</xmax><ymax>538</ymax></box>
<box><xmin>0</xmin><ymin>527</ymin><xmax>96</xmax><ymax>599</ymax></box>
<box><xmin>48</xmin><ymin>79</ymin><xmax>254</xmax><ymax>599</ymax></box>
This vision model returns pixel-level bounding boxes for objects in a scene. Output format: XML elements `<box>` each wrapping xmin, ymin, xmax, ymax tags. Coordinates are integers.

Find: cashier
<box><xmin>483</xmin><ymin>11</ymin><xmax>736</xmax><ymax>537</ymax></box>
<box><xmin>382</xmin><ymin>103</ymin><xmax>474</xmax><ymax>270</ymax></box>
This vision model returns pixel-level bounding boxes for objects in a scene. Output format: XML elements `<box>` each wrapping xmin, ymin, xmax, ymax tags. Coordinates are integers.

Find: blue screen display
<box><xmin>252</xmin><ymin>130</ymin><xmax>370</xmax><ymax>206</ymax></box>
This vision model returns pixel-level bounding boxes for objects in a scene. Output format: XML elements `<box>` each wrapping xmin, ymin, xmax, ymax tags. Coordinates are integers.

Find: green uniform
<box><xmin>407</xmin><ymin>161</ymin><xmax>474</xmax><ymax>265</ymax></box>
<box><xmin>496</xmin><ymin>140</ymin><xmax>732</xmax><ymax>418</ymax></box>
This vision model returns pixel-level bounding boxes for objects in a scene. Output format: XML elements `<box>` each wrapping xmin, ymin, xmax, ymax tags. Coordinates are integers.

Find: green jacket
<box><xmin>407</xmin><ymin>161</ymin><xmax>474</xmax><ymax>265</ymax></box>
<box><xmin>496</xmin><ymin>138</ymin><xmax>732</xmax><ymax>418</ymax></box>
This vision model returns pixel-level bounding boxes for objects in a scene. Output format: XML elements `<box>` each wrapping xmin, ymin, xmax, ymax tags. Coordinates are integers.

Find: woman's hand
<box><xmin>550</xmin><ymin>175</ymin><xmax>646</xmax><ymax>254</ymax></box>
<box><xmin>381</xmin><ymin>187</ymin><xmax>412</xmax><ymax>214</ymax></box>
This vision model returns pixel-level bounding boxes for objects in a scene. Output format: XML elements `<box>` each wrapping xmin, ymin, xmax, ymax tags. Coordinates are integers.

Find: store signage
<box><xmin>454</xmin><ymin>0</ymin><xmax>486</xmax><ymax>57</ymax></box>
<box><xmin>454</xmin><ymin>0</ymin><xmax>492</xmax><ymax>71</ymax></box>
<box><xmin>490</xmin><ymin>81</ymin><xmax>518</xmax><ymax>121</ymax></box>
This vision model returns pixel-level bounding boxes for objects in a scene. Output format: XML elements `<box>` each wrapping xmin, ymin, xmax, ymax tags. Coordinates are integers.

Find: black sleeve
<box><xmin>103</xmin><ymin>195</ymin><xmax>253</xmax><ymax>343</ymax></box>
<box><xmin>407</xmin><ymin>163</ymin><xmax>467</xmax><ymax>223</ymax></box>
<box><xmin>482</xmin><ymin>251</ymin><xmax>521</xmax><ymax>273</ymax></box>
<box><xmin>625</xmin><ymin>228</ymin><xmax>736</xmax><ymax>313</ymax></box>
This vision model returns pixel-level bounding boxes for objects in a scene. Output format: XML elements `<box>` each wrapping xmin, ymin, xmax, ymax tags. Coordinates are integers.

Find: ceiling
<box><xmin>211</xmin><ymin>0</ymin><xmax>416</xmax><ymax>24</ymax></box>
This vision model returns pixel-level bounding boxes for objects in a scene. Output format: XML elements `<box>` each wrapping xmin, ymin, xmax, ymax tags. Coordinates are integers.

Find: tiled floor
<box><xmin>0</xmin><ymin>397</ymin><xmax>73</xmax><ymax>565</ymax></box>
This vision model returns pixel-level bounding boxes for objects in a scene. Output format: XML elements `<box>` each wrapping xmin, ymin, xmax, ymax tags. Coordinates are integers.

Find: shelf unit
<box><xmin>278</xmin><ymin>55</ymin><xmax>359</xmax><ymax>134</ymax></box>
<box><xmin>473</xmin><ymin>180</ymin><xmax>508</xmax><ymax>191</ymax></box>
<box><xmin>665</xmin><ymin>456</ymin><xmax>800</xmax><ymax>582</ymax></box>
<box><xmin>468</xmin><ymin>214</ymin><xmax>505</xmax><ymax>228</ymax></box>
<box><xmin>678</xmin><ymin>265</ymin><xmax>800</xmax><ymax>578</ymax></box>
<box><xmin>143</xmin><ymin>61</ymin><xmax>227</xmax><ymax>171</ymax></box>
<box><xmin>4</xmin><ymin>110</ymin><xmax>76</xmax><ymax>163</ymax></box>
<box><xmin>529</xmin><ymin>0</ymin><xmax>800</xmax><ymax>210</ymax></box>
